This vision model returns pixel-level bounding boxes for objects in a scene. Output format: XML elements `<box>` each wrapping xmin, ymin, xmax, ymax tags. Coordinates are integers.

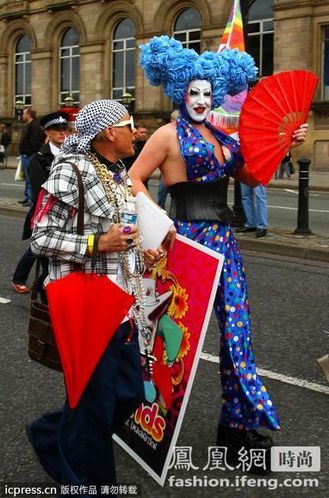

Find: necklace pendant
<box><xmin>141</xmin><ymin>349</ymin><xmax>156</xmax><ymax>377</ymax></box>
<box><xmin>113</xmin><ymin>173</ymin><xmax>123</xmax><ymax>184</ymax></box>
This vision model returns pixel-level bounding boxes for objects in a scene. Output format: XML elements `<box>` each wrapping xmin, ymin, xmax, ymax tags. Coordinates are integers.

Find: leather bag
<box><xmin>28</xmin><ymin>259</ymin><xmax>62</xmax><ymax>371</ymax></box>
<box><xmin>27</xmin><ymin>161</ymin><xmax>83</xmax><ymax>371</ymax></box>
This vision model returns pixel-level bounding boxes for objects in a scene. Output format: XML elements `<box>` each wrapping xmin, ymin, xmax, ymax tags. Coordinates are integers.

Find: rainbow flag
<box><xmin>208</xmin><ymin>0</ymin><xmax>247</xmax><ymax>133</ymax></box>
<box><xmin>218</xmin><ymin>0</ymin><xmax>245</xmax><ymax>52</ymax></box>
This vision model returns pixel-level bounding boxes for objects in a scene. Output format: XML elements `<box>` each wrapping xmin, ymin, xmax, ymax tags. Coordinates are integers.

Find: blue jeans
<box><xmin>279</xmin><ymin>162</ymin><xmax>291</xmax><ymax>179</ymax></box>
<box><xmin>240</xmin><ymin>184</ymin><xmax>268</xmax><ymax>229</ymax></box>
<box><xmin>21</xmin><ymin>154</ymin><xmax>34</xmax><ymax>202</ymax></box>
<box><xmin>27</xmin><ymin>321</ymin><xmax>144</xmax><ymax>490</ymax></box>
<box><xmin>157</xmin><ymin>179</ymin><xmax>168</xmax><ymax>209</ymax></box>
<box><xmin>12</xmin><ymin>246</ymin><xmax>36</xmax><ymax>285</ymax></box>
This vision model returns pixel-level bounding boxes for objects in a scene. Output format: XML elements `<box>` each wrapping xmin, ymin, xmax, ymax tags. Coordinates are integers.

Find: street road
<box><xmin>1</xmin><ymin>168</ymin><xmax>328</xmax><ymax>236</ymax></box>
<box><xmin>227</xmin><ymin>186</ymin><xmax>329</xmax><ymax>236</ymax></box>
<box><xmin>0</xmin><ymin>214</ymin><xmax>328</xmax><ymax>497</ymax></box>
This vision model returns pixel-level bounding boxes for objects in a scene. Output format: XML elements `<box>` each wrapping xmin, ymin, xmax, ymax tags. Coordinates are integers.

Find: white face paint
<box><xmin>185</xmin><ymin>79</ymin><xmax>212</xmax><ymax>122</ymax></box>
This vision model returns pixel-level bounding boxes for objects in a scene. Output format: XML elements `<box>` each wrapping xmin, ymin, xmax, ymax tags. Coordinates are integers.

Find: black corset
<box><xmin>168</xmin><ymin>179</ymin><xmax>233</xmax><ymax>223</ymax></box>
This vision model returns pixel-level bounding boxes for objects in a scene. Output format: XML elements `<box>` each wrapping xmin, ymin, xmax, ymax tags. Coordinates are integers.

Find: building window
<box><xmin>59</xmin><ymin>28</ymin><xmax>80</xmax><ymax>105</ymax></box>
<box><xmin>112</xmin><ymin>19</ymin><xmax>136</xmax><ymax>104</ymax></box>
<box><xmin>248</xmin><ymin>0</ymin><xmax>274</xmax><ymax>77</ymax></box>
<box><xmin>173</xmin><ymin>8</ymin><xmax>201</xmax><ymax>53</ymax></box>
<box><xmin>14</xmin><ymin>35</ymin><xmax>32</xmax><ymax>106</ymax></box>
<box><xmin>322</xmin><ymin>26</ymin><xmax>329</xmax><ymax>100</ymax></box>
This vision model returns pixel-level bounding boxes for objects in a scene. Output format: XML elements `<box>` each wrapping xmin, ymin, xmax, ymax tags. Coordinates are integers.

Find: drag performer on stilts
<box><xmin>129</xmin><ymin>36</ymin><xmax>308</xmax><ymax>464</ymax></box>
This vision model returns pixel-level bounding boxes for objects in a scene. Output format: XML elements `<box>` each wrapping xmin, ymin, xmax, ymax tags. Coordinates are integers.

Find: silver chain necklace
<box><xmin>86</xmin><ymin>152</ymin><xmax>155</xmax><ymax>356</ymax></box>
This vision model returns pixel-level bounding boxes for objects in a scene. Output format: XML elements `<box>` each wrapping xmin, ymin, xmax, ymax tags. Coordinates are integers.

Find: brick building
<box><xmin>0</xmin><ymin>0</ymin><xmax>328</xmax><ymax>169</ymax></box>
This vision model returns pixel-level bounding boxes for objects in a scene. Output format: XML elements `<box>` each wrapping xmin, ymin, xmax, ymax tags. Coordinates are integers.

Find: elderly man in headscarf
<box><xmin>26</xmin><ymin>100</ymin><xmax>160</xmax><ymax>490</ymax></box>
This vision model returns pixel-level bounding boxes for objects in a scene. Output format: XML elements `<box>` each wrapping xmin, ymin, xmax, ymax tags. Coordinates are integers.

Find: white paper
<box><xmin>135</xmin><ymin>192</ymin><xmax>174</xmax><ymax>250</ymax></box>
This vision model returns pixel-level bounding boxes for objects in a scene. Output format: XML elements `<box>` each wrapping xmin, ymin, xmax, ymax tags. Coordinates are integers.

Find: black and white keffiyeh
<box><xmin>62</xmin><ymin>99</ymin><xmax>127</xmax><ymax>153</ymax></box>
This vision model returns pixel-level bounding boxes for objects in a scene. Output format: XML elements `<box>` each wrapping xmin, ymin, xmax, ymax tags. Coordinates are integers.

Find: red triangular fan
<box><xmin>239</xmin><ymin>70</ymin><xmax>319</xmax><ymax>185</ymax></box>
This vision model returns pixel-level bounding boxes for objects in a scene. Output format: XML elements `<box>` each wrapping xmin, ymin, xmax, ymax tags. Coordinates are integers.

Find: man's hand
<box><xmin>291</xmin><ymin>123</ymin><xmax>308</xmax><ymax>148</ymax></box>
<box><xmin>98</xmin><ymin>224</ymin><xmax>139</xmax><ymax>252</ymax></box>
<box><xmin>162</xmin><ymin>226</ymin><xmax>177</xmax><ymax>251</ymax></box>
<box><xmin>144</xmin><ymin>248</ymin><xmax>167</xmax><ymax>270</ymax></box>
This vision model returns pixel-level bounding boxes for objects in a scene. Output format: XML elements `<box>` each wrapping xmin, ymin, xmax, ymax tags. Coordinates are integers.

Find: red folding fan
<box><xmin>239</xmin><ymin>70</ymin><xmax>319</xmax><ymax>185</ymax></box>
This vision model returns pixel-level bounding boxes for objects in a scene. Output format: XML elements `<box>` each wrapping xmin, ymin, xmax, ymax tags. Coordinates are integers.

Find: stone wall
<box><xmin>0</xmin><ymin>0</ymin><xmax>328</xmax><ymax>169</ymax></box>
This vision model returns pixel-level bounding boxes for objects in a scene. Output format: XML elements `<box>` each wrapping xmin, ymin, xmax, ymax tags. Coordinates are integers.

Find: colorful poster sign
<box><xmin>114</xmin><ymin>234</ymin><xmax>224</xmax><ymax>485</ymax></box>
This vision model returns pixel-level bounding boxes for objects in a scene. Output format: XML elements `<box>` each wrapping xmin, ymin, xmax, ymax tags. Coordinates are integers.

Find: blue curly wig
<box><xmin>140</xmin><ymin>35</ymin><xmax>257</xmax><ymax>108</ymax></box>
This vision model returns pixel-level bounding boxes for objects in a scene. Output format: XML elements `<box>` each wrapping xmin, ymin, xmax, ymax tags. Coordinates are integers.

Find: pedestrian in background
<box><xmin>124</xmin><ymin>122</ymin><xmax>148</xmax><ymax>171</ymax></box>
<box><xmin>18</xmin><ymin>107</ymin><xmax>44</xmax><ymax>206</ymax></box>
<box><xmin>133</xmin><ymin>122</ymin><xmax>148</xmax><ymax>159</ymax></box>
<box><xmin>0</xmin><ymin>126</ymin><xmax>12</xmax><ymax>166</ymax></box>
<box><xmin>124</xmin><ymin>122</ymin><xmax>149</xmax><ymax>189</ymax></box>
<box><xmin>237</xmin><ymin>183</ymin><xmax>268</xmax><ymax>238</ymax></box>
<box><xmin>11</xmin><ymin>112</ymin><xmax>69</xmax><ymax>295</ymax></box>
<box><xmin>276</xmin><ymin>152</ymin><xmax>293</xmax><ymax>179</ymax></box>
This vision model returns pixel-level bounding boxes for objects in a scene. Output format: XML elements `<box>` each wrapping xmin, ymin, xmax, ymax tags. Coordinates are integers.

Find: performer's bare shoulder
<box><xmin>130</xmin><ymin>121</ymin><xmax>188</xmax><ymax>186</ymax></box>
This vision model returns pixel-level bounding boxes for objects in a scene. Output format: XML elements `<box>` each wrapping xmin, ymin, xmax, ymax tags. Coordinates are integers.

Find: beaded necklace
<box><xmin>86</xmin><ymin>152</ymin><xmax>152</xmax><ymax>352</ymax></box>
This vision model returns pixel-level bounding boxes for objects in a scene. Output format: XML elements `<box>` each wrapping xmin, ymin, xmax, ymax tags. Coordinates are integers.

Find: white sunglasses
<box><xmin>111</xmin><ymin>115</ymin><xmax>135</xmax><ymax>131</ymax></box>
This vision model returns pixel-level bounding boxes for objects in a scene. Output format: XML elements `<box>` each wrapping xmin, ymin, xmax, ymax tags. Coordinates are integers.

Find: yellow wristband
<box><xmin>87</xmin><ymin>234</ymin><xmax>95</xmax><ymax>256</ymax></box>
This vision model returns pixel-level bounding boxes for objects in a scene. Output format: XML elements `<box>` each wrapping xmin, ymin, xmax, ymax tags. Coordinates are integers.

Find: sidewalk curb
<box><xmin>267</xmin><ymin>181</ymin><xmax>329</xmax><ymax>193</ymax></box>
<box><xmin>1</xmin><ymin>204</ymin><xmax>328</xmax><ymax>263</ymax></box>
<box><xmin>3</xmin><ymin>165</ymin><xmax>329</xmax><ymax>192</ymax></box>
<box><xmin>237</xmin><ymin>237</ymin><xmax>329</xmax><ymax>263</ymax></box>
<box><xmin>0</xmin><ymin>206</ymin><xmax>27</xmax><ymax>218</ymax></box>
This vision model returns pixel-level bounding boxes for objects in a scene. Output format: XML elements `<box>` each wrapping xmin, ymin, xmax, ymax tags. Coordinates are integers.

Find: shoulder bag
<box><xmin>27</xmin><ymin>161</ymin><xmax>84</xmax><ymax>371</ymax></box>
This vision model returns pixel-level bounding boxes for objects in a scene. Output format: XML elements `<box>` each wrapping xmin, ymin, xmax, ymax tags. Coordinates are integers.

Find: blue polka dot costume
<box><xmin>175</xmin><ymin>115</ymin><xmax>280</xmax><ymax>431</ymax></box>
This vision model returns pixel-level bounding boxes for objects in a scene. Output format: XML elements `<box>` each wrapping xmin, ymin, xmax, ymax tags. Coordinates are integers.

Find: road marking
<box><xmin>200</xmin><ymin>352</ymin><xmax>329</xmax><ymax>395</ymax></box>
<box><xmin>284</xmin><ymin>189</ymin><xmax>298</xmax><ymax>194</ymax></box>
<box><xmin>267</xmin><ymin>204</ymin><xmax>329</xmax><ymax>214</ymax></box>
<box><xmin>1</xmin><ymin>183</ymin><xmax>24</xmax><ymax>187</ymax></box>
<box><xmin>282</xmin><ymin>188</ymin><xmax>320</xmax><ymax>197</ymax></box>
<box><xmin>0</xmin><ymin>297</ymin><xmax>11</xmax><ymax>304</ymax></box>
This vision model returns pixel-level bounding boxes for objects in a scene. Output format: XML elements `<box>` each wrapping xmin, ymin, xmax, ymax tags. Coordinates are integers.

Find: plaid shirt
<box><xmin>31</xmin><ymin>153</ymin><xmax>120</xmax><ymax>284</ymax></box>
